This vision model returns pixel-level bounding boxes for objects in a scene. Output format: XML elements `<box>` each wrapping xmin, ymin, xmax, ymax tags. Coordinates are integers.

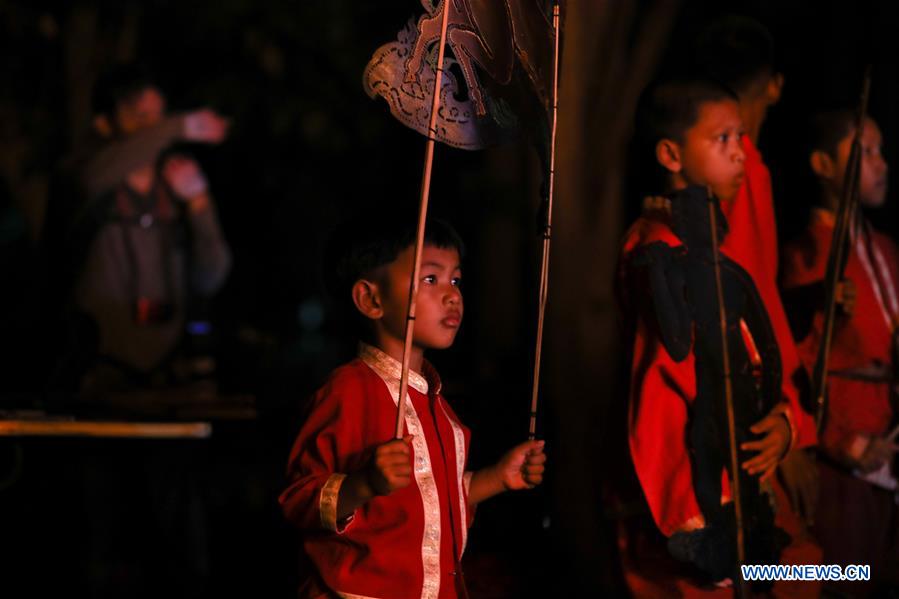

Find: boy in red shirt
<box><xmin>781</xmin><ymin>111</ymin><xmax>899</xmax><ymax>594</ymax></box>
<box><xmin>280</xmin><ymin>218</ymin><xmax>546</xmax><ymax>599</ymax></box>
<box><xmin>618</xmin><ymin>78</ymin><xmax>800</xmax><ymax>593</ymax></box>
<box><xmin>694</xmin><ymin>17</ymin><xmax>820</xmax><ymax>517</ymax></box>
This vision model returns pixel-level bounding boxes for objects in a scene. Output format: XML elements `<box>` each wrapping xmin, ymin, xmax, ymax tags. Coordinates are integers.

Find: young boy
<box><xmin>694</xmin><ymin>17</ymin><xmax>821</xmax><ymax>520</ymax></box>
<box><xmin>781</xmin><ymin>112</ymin><xmax>899</xmax><ymax>593</ymax></box>
<box><xmin>279</xmin><ymin>217</ymin><xmax>546</xmax><ymax>599</ymax></box>
<box><xmin>618</xmin><ymin>78</ymin><xmax>797</xmax><ymax>590</ymax></box>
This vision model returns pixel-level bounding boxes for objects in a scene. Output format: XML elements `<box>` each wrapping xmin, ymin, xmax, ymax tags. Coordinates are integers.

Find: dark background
<box><xmin>1</xmin><ymin>1</ymin><xmax>898</xmax><ymax>596</ymax></box>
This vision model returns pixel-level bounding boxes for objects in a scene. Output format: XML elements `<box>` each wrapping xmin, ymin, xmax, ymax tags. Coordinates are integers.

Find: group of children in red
<box><xmin>617</xmin><ymin>16</ymin><xmax>898</xmax><ymax>599</ymax></box>
<box><xmin>276</xmin><ymin>16</ymin><xmax>897</xmax><ymax>599</ymax></box>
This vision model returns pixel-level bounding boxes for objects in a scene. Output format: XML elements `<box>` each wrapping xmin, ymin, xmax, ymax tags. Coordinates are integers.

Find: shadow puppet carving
<box><xmin>363</xmin><ymin>0</ymin><xmax>554</xmax><ymax>150</ymax></box>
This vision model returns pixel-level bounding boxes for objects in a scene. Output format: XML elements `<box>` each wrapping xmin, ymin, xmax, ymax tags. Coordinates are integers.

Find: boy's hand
<box><xmin>741</xmin><ymin>411</ymin><xmax>791</xmax><ymax>480</ymax></box>
<box><xmin>497</xmin><ymin>440</ymin><xmax>546</xmax><ymax>491</ymax></box>
<box><xmin>835</xmin><ymin>278</ymin><xmax>857</xmax><ymax>316</ymax></box>
<box><xmin>365</xmin><ymin>436</ymin><xmax>414</xmax><ymax>496</ymax></box>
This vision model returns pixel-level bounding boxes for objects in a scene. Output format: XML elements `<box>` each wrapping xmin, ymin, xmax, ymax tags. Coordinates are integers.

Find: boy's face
<box><xmin>114</xmin><ymin>86</ymin><xmax>166</xmax><ymax>135</ymax></box>
<box><xmin>377</xmin><ymin>244</ymin><xmax>463</xmax><ymax>351</ymax></box>
<box><xmin>833</xmin><ymin>118</ymin><xmax>888</xmax><ymax>208</ymax></box>
<box><xmin>668</xmin><ymin>99</ymin><xmax>746</xmax><ymax>202</ymax></box>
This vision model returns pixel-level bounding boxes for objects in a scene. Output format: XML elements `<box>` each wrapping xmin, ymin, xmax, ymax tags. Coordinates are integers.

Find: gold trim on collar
<box><xmin>359</xmin><ymin>343</ymin><xmax>429</xmax><ymax>395</ymax></box>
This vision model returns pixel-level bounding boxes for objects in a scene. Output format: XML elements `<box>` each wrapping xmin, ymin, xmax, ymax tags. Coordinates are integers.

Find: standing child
<box><xmin>618</xmin><ymin>78</ymin><xmax>798</xmax><ymax>593</ymax></box>
<box><xmin>694</xmin><ymin>17</ymin><xmax>821</xmax><ymax>521</ymax></box>
<box><xmin>781</xmin><ymin>111</ymin><xmax>899</xmax><ymax>595</ymax></box>
<box><xmin>279</xmin><ymin>217</ymin><xmax>546</xmax><ymax>599</ymax></box>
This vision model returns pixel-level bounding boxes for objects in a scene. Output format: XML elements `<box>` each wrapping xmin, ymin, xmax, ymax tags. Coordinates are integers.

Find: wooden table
<box><xmin>0</xmin><ymin>418</ymin><xmax>212</xmax><ymax>439</ymax></box>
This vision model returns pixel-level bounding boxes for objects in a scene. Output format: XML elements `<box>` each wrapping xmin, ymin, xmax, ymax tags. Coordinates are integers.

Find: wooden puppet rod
<box><xmin>528</xmin><ymin>2</ymin><xmax>561</xmax><ymax>441</ymax></box>
<box><xmin>707</xmin><ymin>199</ymin><xmax>747</xmax><ymax>598</ymax></box>
<box><xmin>812</xmin><ymin>67</ymin><xmax>872</xmax><ymax>434</ymax></box>
<box><xmin>395</xmin><ymin>0</ymin><xmax>451</xmax><ymax>438</ymax></box>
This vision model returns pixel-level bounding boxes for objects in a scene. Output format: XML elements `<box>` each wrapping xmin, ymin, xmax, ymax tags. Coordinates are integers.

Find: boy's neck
<box><xmin>372</xmin><ymin>332</ymin><xmax>425</xmax><ymax>373</ymax></box>
<box><xmin>821</xmin><ymin>191</ymin><xmax>840</xmax><ymax>213</ymax></box>
<box><xmin>669</xmin><ymin>175</ymin><xmax>688</xmax><ymax>194</ymax></box>
<box><xmin>818</xmin><ymin>181</ymin><xmax>840</xmax><ymax>213</ymax></box>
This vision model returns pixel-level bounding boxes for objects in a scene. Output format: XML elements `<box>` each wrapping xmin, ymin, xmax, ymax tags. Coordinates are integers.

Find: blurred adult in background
<box><xmin>38</xmin><ymin>64</ymin><xmax>233</xmax><ymax>596</ymax></box>
<box><xmin>51</xmin><ymin>63</ymin><xmax>231</xmax><ymax>397</ymax></box>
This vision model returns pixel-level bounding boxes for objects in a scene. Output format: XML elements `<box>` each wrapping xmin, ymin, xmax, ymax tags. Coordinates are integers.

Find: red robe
<box><xmin>781</xmin><ymin>208</ymin><xmax>899</xmax><ymax>459</ymax></box>
<box><xmin>620</xmin><ymin>138</ymin><xmax>814</xmax><ymax>537</ymax></box>
<box><xmin>618</xmin><ymin>211</ymin><xmax>798</xmax><ymax>536</ymax></box>
<box><xmin>617</xmin><ymin>137</ymin><xmax>822</xmax><ymax>597</ymax></box>
<box><xmin>720</xmin><ymin>137</ymin><xmax>818</xmax><ymax>449</ymax></box>
<box><xmin>279</xmin><ymin>344</ymin><xmax>473</xmax><ymax>599</ymax></box>
<box><xmin>781</xmin><ymin>209</ymin><xmax>899</xmax><ymax>592</ymax></box>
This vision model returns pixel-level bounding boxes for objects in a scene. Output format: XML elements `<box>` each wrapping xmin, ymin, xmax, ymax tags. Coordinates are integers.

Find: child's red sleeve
<box><xmin>278</xmin><ymin>376</ymin><xmax>369</xmax><ymax>534</ymax></box>
<box><xmin>619</xmin><ymin>232</ymin><xmax>720</xmax><ymax>537</ymax></box>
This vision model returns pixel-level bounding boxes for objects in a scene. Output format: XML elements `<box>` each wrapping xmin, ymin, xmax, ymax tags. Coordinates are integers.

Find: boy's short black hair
<box><xmin>92</xmin><ymin>63</ymin><xmax>157</xmax><ymax>117</ymax></box>
<box><xmin>323</xmin><ymin>215</ymin><xmax>465</xmax><ymax>334</ymax></box>
<box><xmin>808</xmin><ymin>109</ymin><xmax>856</xmax><ymax>158</ymax></box>
<box><xmin>693</xmin><ymin>16</ymin><xmax>776</xmax><ymax>97</ymax></box>
<box><xmin>636</xmin><ymin>78</ymin><xmax>738</xmax><ymax>146</ymax></box>
<box><xmin>633</xmin><ymin>78</ymin><xmax>737</xmax><ymax>194</ymax></box>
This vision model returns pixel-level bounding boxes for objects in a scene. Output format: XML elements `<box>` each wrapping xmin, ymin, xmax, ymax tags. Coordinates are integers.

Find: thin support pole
<box><xmin>812</xmin><ymin>68</ymin><xmax>871</xmax><ymax>434</ymax></box>
<box><xmin>708</xmin><ymin>200</ymin><xmax>747</xmax><ymax>598</ymax></box>
<box><xmin>528</xmin><ymin>2</ymin><xmax>561</xmax><ymax>441</ymax></box>
<box><xmin>395</xmin><ymin>0</ymin><xmax>451</xmax><ymax>438</ymax></box>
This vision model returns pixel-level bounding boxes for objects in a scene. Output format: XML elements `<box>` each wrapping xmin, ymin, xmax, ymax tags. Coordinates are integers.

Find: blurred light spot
<box><xmin>38</xmin><ymin>14</ymin><xmax>59</xmax><ymax>40</ymax></box>
<box><xmin>187</xmin><ymin>320</ymin><xmax>212</xmax><ymax>336</ymax></box>
<box><xmin>298</xmin><ymin>299</ymin><xmax>324</xmax><ymax>330</ymax></box>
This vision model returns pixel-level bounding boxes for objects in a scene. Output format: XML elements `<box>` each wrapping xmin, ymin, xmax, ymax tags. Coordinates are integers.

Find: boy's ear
<box><xmin>92</xmin><ymin>114</ymin><xmax>113</xmax><ymax>138</ymax></box>
<box><xmin>351</xmin><ymin>279</ymin><xmax>383</xmax><ymax>320</ymax></box>
<box><xmin>809</xmin><ymin>150</ymin><xmax>835</xmax><ymax>179</ymax></box>
<box><xmin>656</xmin><ymin>139</ymin><xmax>682</xmax><ymax>174</ymax></box>
<box><xmin>766</xmin><ymin>72</ymin><xmax>784</xmax><ymax>105</ymax></box>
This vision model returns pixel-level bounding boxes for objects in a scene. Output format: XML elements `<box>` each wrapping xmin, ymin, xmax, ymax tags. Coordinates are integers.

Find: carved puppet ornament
<box><xmin>363</xmin><ymin>0</ymin><xmax>554</xmax><ymax>150</ymax></box>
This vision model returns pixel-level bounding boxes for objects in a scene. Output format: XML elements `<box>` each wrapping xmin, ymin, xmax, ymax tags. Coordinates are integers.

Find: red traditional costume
<box><xmin>721</xmin><ymin>137</ymin><xmax>818</xmax><ymax>449</ymax></box>
<box><xmin>616</xmin><ymin>137</ymin><xmax>821</xmax><ymax>597</ymax></box>
<box><xmin>280</xmin><ymin>343</ymin><xmax>473</xmax><ymax>599</ymax></box>
<box><xmin>618</xmin><ymin>196</ymin><xmax>796</xmax><ymax>540</ymax></box>
<box><xmin>621</xmin><ymin>138</ymin><xmax>815</xmax><ymax>539</ymax></box>
<box><xmin>781</xmin><ymin>208</ymin><xmax>899</xmax><ymax>591</ymax></box>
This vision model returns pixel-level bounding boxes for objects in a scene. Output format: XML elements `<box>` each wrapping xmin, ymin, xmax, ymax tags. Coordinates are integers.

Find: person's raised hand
<box><xmin>162</xmin><ymin>155</ymin><xmax>208</xmax><ymax>200</ymax></box>
<box><xmin>183</xmin><ymin>108</ymin><xmax>229</xmax><ymax>144</ymax></box>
